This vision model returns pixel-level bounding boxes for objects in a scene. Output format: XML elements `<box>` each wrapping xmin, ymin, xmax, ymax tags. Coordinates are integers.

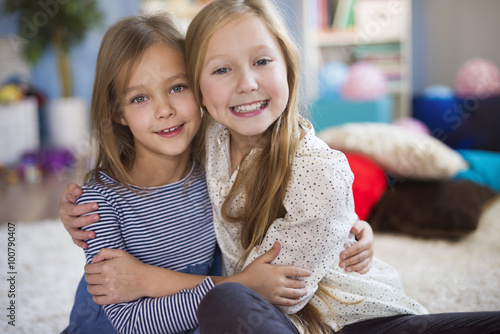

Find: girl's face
<box><xmin>118</xmin><ymin>43</ymin><xmax>200</xmax><ymax>163</ymax></box>
<box><xmin>199</xmin><ymin>15</ymin><xmax>289</xmax><ymax>140</ymax></box>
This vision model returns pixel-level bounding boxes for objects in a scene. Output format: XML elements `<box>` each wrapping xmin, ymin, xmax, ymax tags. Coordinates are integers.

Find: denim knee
<box><xmin>197</xmin><ymin>282</ymin><xmax>298</xmax><ymax>334</ymax></box>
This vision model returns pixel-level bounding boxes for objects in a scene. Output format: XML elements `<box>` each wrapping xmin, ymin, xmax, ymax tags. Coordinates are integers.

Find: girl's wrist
<box><xmin>142</xmin><ymin>263</ymin><xmax>166</xmax><ymax>297</ymax></box>
<box><xmin>213</xmin><ymin>272</ymin><xmax>247</xmax><ymax>287</ymax></box>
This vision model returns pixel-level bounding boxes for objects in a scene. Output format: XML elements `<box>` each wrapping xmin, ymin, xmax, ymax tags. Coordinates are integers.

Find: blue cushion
<box><xmin>453</xmin><ymin>149</ymin><xmax>500</xmax><ymax>192</ymax></box>
<box><xmin>311</xmin><ymin>96</ymin><xmax>392</xmax><ymax>133</ymax></box>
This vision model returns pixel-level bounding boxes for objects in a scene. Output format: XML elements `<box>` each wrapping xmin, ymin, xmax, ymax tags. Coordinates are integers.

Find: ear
<box><xmin>112</xmin><ymin>111</ymin><xmax>128</xmax><ymax>126</ymax></box>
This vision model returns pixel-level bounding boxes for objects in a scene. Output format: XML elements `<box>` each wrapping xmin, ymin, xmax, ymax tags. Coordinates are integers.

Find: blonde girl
<box><xmin>183</xmin><ymin>1</ymin><xmax>500</xmax><ymax>333</ymax></box>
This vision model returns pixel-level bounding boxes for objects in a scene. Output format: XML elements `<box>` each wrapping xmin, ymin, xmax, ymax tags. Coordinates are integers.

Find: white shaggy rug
<box><xmin>374</xmin><ymin>196</ymin><xmax>500</xmax><ymax>314</ymax></box>
<box><xmin>0</xmin><ymin>198</ymin><xmax>499</xmax><ymax>333</ymax></box>
<box><xmin>0</xmin><ymin>219</ymin><xmax>85</xmax><ymax>334</ymax></box>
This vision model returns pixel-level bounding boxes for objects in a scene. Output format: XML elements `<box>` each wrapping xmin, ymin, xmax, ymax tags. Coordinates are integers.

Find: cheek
<box><xmin>181</xmin><ymin>97</ymin><xmax>202</xmax><ymax>130</ymax></box>
<box><xmin>200</xmin><ymin>79</ymin><xmax>223</xmax><ymax>108</ymax></box>
<box><xmin>124</xmin><ymin>118</ymin><xmax>146</xmax><ymax>139</ymax></box>
<box><xmin>270</xmin><ymin>74</ymin><xmax>289</xmax><ymax>106</ymax></box>
<box><xmin>189</xmin><ymin>107</ymin><xmax>202</xmax><ymax>129</ymax></box>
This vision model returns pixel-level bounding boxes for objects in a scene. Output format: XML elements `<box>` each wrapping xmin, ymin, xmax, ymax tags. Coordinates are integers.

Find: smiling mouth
<box><xmin>231</xmin><ymin>100</ymin><xmax>268</xmax><ymax>113</ymax></box>
<box><xmin>155</xmin><ymin>125</ymin><xmax>183</xmax><ymax>134</ymax></box>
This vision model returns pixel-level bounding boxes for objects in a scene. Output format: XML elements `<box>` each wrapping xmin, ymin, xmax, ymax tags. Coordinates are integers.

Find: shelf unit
<box><xmin>301</xmin><ymin>0</ymin><xmax>412</xmax><ymax>119</ymax></box>
<box><xmin>141</xmin><ymin>0</ymin><xmax>209</xmax><ymax>30</ymax></box>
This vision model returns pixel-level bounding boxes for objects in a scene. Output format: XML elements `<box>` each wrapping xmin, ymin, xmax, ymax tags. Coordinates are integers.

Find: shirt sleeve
<box><xmin>77</xmin><ymin>185</ymin><xmax>214</xmax><ymax>333</ymax></box>
<box><xmin>241</xmin><ymin>143</ymin><xmax>358</xmax><ymax>314</ymax></box>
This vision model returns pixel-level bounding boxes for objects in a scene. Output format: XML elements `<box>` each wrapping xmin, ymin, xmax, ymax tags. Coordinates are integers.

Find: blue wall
<box><xmin>0</xmin><ymin>0</ymin><xmax>140</xmax><ymax>109</ymax></box>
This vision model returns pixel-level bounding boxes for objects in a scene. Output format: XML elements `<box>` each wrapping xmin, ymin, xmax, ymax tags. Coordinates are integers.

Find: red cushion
<box><xmin>344</xmin><ymin>153</ymin><xmax>387</xmax><ymax>220</ymax></box>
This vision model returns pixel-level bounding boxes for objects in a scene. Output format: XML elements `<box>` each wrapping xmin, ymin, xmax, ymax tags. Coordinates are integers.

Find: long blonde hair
<box><xmin>86</xmin><ymin>13</ymin><xmax>205</xmax><ymax>185</ymax></box>
<box><xmin>186</xmin><ymin>1</ymin><xmax>335</xmax><ymax>332</ymax></box>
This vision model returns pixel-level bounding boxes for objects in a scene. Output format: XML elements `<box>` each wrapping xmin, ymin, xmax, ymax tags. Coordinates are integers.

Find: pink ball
<box><xmin>392</xmin><ymin>117</ymin><xmax>431</xmax><ymax>135</ymax></box>
<box><xmin>454</xmin><ymin>58</ymin><xmax>500</xmax><ymax>99</ymax></box>
<box><xmin>341</xmin><ymin>62</ymin><xmax>387</xmax><ymax>101</ymax></box>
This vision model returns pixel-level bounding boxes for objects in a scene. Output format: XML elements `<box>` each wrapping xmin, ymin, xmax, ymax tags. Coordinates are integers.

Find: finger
<box><xmin>87</xmin><ymin>283</ymin><xmax>107</xmax><ymax>296</ymax></box>
<box><xmin>340</xmin><ymin>251</ymin><xmax>371</xmax><ymax>269</ymax></box>
<box><xmin>85</xmin><ymin>272</ymin><xmax>105</xmax><ymax>285</ymax></box>
<box><xmin>282</xmin><ymin>266</ymin><xmax>312</xmax><ymax>278</ymax></box>
<box><xmin>65</xmin><ymin>202</ymin><xmax>100</xmax><ymax>221</ymax></box>
<box><xmin>350</xmin><ymin>222</ymin><xmax>361</xmax><ymax>236</ymax></box>
<box><xmin>73</xmin><ymin>238</ymin><xmax>89</xmax><ymax>249</ymax></box>
<box><xmin>347</xmin><ymin>258</ymin><xmax>372</xmax><ymax>274</ymax></box>
<box><xmin>355</xmin><ymin>260</ymin><xmax>372</xmax><ymax>275</ymax></box>
<box><xmin>85</xmin><ymin>262</ymin><xmax>104</xmax><ymax>275</ymax></box>
<box><xmin>340</xmin><ymin>249</ymin><xmax>369</xmax><ymax>269</ymax></box>
<box><xmin>256</xmin><ymin>241</ymin><xmax>281</xmax><ymax>264</ymax></box>
<box><xmin>357</xmin><ymin>220</ymin><xmax>374</xmax><ymax>240</ymax></box>
<box><xmin>61</xmin><ymin>204</ymin><xmax>100</xmax><ymax>230</ymax></box>
<box><xmin>284</xmin><ymin>278</ymin><xmax>306</xmax><ymax>289</ymax></box>
<box><xmin>280</xmin><ymin>287</ymin><xmax>308</xmax><ymax>300</ymax></box>
<box><xmin>60</xmin><ymin>183</ymin><xmax>82</xmax><ymax>206</ymax></box>
<box><xmin>68</xmin><ymin>183</ymin><xmax>83</xmax><ymax>198</ymax></box>
<box><xmin>340</xmin><ymin>238</ymin><xmax>370</xmax><ymax>261</ymax></box>
<box><xmin>92</xmin><ymin>248</ymin><xmax>123</xmax><ymax>263</ymax></box>
<box><xmin>272</xmin><ymin>296</ymin><xmax>302</xmax><ymax>307</ymax></box>
<box><xmin>66</xmin><ymin>226</ymin><xmax>96</xmax><ymax>241</ymax></box>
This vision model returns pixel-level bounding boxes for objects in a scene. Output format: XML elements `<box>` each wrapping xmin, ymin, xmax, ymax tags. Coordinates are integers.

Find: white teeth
<box><xmin>233</xmin><ymin>101</ymin><xmax>266</xmax><ymax>113</ymax></box>
<box><xmin>158</xmin><ymin>126</ymin><xmax>180</xmax><ymax>133</ymax></box>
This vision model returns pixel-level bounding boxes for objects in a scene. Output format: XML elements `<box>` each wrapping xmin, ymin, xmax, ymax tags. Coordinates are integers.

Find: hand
<box><xmin>340</xmin><ymin>220</ymin><xmax>374</xmax><ymax>274</ymax></box>
<box><xmin>227</xmin><ymin>242</ymin><xmax>311</xmax><ymax>306</ymax></box>
<box><xmin>59</xmin><ymin>183</ymin><xmax>99</xmax><ymax>249</ymax></box>
<box><xmin>85</xmin><ymin>249</ymin><xmax>148</xmax><ymax>305</ymax></box>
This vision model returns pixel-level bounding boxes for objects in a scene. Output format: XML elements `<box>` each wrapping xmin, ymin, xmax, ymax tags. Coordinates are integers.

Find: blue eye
<box><xmin>256</xmin><ymin>59</ymin><xmax>271</xmax><ymax>66</ymax></box>
<box><xmin>131</xmin><ymin>95</ymin><xmax>148</xmax><ymax>104</ymax></box>
<box><xmin>170</xmin><ymin>85</ymin><xmax>185</xmax><ymax>94</ymax></box>
<box><xmin>214</xmin><ymin>68</ymin><xmax>229</xmax><ymax>75</ymax></box>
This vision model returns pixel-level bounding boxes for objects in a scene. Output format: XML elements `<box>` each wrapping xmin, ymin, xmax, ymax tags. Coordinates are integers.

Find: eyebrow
<box><xmin>205</xmin><ymin>45</ymin><xmax>275</xmax><ymax>65</ymax></box>
<box><xmin>124</xmin><ymin>72</ymin><xmax>188</xmax><ymax>94</ymax></box>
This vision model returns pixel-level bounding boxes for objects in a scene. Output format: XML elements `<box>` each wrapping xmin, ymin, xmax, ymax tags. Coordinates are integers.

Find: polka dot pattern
<box><xmin>204</xmin><ymin>118</ymin><xmax>427</xmax><ymax>331</ymax></box>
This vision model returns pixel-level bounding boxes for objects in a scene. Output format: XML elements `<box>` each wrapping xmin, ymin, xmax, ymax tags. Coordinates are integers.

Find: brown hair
<box><xmin>185</xmin><ymin>1</ymin><xmax>335</xmax><ymax>333</ymax></box>
<box><xmin>85</xmin><ymin>13</ymin><xmax>205</xmax><ymax>185</ymax></box>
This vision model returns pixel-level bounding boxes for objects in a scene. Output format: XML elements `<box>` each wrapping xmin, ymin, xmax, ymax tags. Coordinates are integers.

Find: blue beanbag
<box><xmin>453</xmin><ymin>149</ymin><xmax>500</xmax><ymax>192</ymax></box>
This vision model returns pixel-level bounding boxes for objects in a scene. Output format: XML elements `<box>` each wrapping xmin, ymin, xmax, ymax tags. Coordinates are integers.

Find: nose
<box><xmin>155</xmin><ymin>96</ymin><xmax>175</xmax><ymax>119</ymax></box>
<box><xmin>236</xmin><ymin>67</ymin><xmax>258</xmax><ymax>94</ymax></box>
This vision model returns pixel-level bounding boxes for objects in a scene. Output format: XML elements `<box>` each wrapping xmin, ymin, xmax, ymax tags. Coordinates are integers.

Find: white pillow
<box><xmin>318</xmin><ymin>123</ymin><xmax>469</xmax><ymax>180</ymax></box>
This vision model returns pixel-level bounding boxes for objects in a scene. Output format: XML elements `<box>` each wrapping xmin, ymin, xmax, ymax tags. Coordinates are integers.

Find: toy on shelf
<box><xmin>42</xmin><ymin>149</ymin><xmax>75</xmax><ymax>174</ymax></box>
<box><xmin>311</xmin><ymin>61</ymin><xmax>392</xmax><ymax>132</ymax></box>
<box><xmin>0</xmin><ymin>84</ymin><xmax>24</xmax><ymax>104</ymax></box>
<box><xmin>18</xmin><ymin>153</ymin><xmax>43</xmax><ymax>184</ymax></box>
<box><xmin>341</xmin><ymin>61</ymin><xmax>387</xmax><ymax>101</ymax></box>
<box><xmin>318</xmin><ymin>61</ymin><xmax>350</xmax><ymax>98</ymax></box>
<box><xmin>454</xmin><ymin>58</ymin><xmax>500</xmax><ymax>99</ymax></box>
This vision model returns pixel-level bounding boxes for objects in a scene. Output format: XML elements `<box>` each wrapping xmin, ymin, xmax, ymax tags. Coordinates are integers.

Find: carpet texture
<box><xmin>1</xmin><ymin>198</ymin><xmax>499</xmax><ymax>333</ymax></box>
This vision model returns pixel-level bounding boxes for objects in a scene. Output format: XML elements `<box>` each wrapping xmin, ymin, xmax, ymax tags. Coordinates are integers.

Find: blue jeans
<box><xmin>63</xmin><ymin>275</ymin><xmax>117</xmax><ymax>334</ymax></box>
<box><xmin>196</xmin><ymin>283</ymin><xmax>500</xmax><ymax>334</ymax></box>
<box><xmin>197</xmin><ymin>282</ymin><xmax>299</xmax><ymax>334</ymax></box>
<box><xmin>341</xmin><ymin>311</ymin><xmax>500</xmax><ymax>334</ymax></box>
<box><xmin>63</xmin><ymin>247</ymin><xmax>221</xmax><ymax>334</ymax></box>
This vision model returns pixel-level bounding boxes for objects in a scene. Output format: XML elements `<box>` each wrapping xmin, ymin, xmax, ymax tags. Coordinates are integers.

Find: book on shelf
<box><xmin>314</xmin><ymin>0</ymin><xmax>408</xmax><ymax>42</ymax></box>
<box><xmin>315</xmin><ymin>0</ymin><xmax>358</xmax><ymax>31</ymax></box>
<box><xmin>353</xmin><ymin>43</ymin><xmax>401</xmax><ymax>57</ymax></box>
<box><xmin>353</xmin><ymin>43</ymin><xmax>404</xmax><ymax>83</ymax></box>
<box><xmin>333</xmin><ymin>0</ymin><xmax>358</xmax><ymax>30</ymax></box>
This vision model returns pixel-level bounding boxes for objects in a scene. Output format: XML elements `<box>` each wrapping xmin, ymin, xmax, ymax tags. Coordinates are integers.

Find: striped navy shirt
<box><xmin>76</xmin><ymin>166</ymin><xmax>216</xmax><ymax>334</ymax></box>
